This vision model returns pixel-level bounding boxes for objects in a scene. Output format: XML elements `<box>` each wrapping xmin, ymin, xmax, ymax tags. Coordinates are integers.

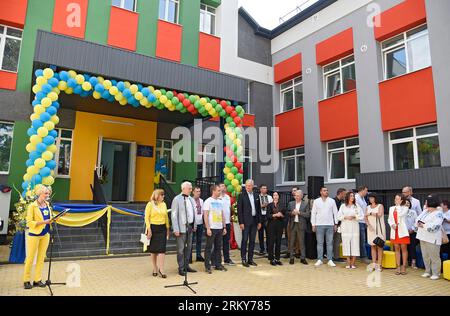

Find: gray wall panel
<box><xmin>238</xmin><ymin>15</ymin><xmax>272</xmax><ymax>66</ymax></box>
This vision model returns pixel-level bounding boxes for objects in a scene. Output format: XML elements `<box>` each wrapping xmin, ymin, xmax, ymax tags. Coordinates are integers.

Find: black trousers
<box><xmin>241</xmin><ymin>217</ymin><xmax>257</xmax><ymax>262</ymax></box>
<box><xmin>258</xmin><ymin>218</ymin><xmax>268</xmax><ymax>252</ymax></box>
<box><xmin>205</xmin><ymin>229</ymin><xmax>223</xmax><ymax>269</ymax></box>
<box><xmin>222</xmin><ymin>223</ymin><xmax>231</xmax><ymax>262</ymax></box>
<box><xmin>267</xmin><ymin>220</ymin><xmax>283</xmax><ymax>261</ymax></box>
<box><xmin>408</xmin><ymin>232</ymin><xmax>419</xmax><ymax>261</ymax></box>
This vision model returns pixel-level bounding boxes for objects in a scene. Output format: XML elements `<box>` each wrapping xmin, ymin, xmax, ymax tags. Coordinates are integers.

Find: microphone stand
<box><xmin>165</xmin><ymin>195</ymin><xmax>198</xmax><ymax>294</ymax></box>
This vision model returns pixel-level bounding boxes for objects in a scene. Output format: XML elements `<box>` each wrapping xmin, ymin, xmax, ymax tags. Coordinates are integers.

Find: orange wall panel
<box><xmin>274</xmin><ymin>53</ymin><xmax>302</xmax><ymax>83</ymax></box>
<box><xmin>374</xmin><ymin>0</ymin><xmax>426</xmax><ymax>41</ymax></box>
<box><xmin>198</xmin><ymin>32</ymin><xmax>221</xmax><ymax>71</ymax></box>
<box><xmin>156</xmin><ymin>20</ymin><xmax>182</xmax><ymax>62</ymax></box>
<box><xmin>0</xmin><ymin>71</ymin><xmax>18</xmax><ymax>90</ymax></box>
<box><xmin>275</xmin><ymin>108</ymin><xmax>305</xmax><ymax>150</ymax></box>
<box><xmin>107</xmin><ymin>6</ymin><xmax>139</xmax><ymax>51</ymax></box>
<box><xmin>316</xmin><ymin>28</ymin><xmax>354</xmax><ymax>66</ymax></box>
<box><xmin>0</xmin><ymin>0</ymin><xmax>28</xmax><ymax>28</ymax></box>
<box><xmin>379</xmin><ymin>67</ymin><xmax>437</xmax><ymax>132</ymax></box>
<box><xmin>319</xmin><ymin>90</ymin><xmax>359</xmax><ymax>142</ymax></box>
<box><xmin>52</xmin><ymin>0</ymin><xmax>88</xmax><ymax>39</ymax></box>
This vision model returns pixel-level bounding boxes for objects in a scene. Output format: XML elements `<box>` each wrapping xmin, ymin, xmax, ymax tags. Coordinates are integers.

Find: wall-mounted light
<box><xmin>360</xmin><ymin>44</ymin><xmax>368</xmax><ymax>53</ymax></box>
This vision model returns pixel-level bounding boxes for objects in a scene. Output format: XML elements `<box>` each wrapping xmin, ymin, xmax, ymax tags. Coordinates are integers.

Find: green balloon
<box><xmin>226</xmin><ymin>117</ymin><xmax>233</xmax><ymax>123</ymax></box>
<box><xmin>153</xmin><ymin>100</ymin><xmax>161</xmax><ymax>107</ymax></box>
<box><xmin>189</xmin><ymin>95</ymin><xmax>196</xmax><ymax>103</ymax></box>
<box><xmin>184</xmin><ymin>93</ymin><xmax>189</xmax><ymax>98</ymax></box>
<box><xmin>219</xmin><ymin>109</ymin><xmax>226</xmax><ymax>117</ymax></box>
<box><xmin>231</xmin><ymin>167</ymin><xmax>238</xmax><ymax>174</ymax></box>
<box><xmin>224</xmin><ymin>179</ymin><xmax>231</xmax><ymax>186</ymax></box>
<box><xmin>172</xmin><ymin>97</ymin><xmax>180</xmax><ymax>105</ymax></box>
<box><xmin>166</xmin><ymin>91</ymin><xmax>174</xmax><ymax>99</ymax></box>
<box><xmin>215</xmin><ymin>105</ymin><xmax>222</xmax><ymax>112</ymax></box>
<box><xmin>236</xmin><ymin>174</ymin><xmax>243</xmax><ymax>181</ymax></box>
<box><xmin>180</xmin><ymin>107</ymin><xmax>187</xmax><ymax>113</ymax></box>
<box><xmin>226</xmin><ymin>161</ymin><xmax>233</xmax><ymax>168</ymax></box>
<box><xmin>211</xmin><ymin>99</ymin><xmax>217</xmax><ymax>106</ymax></box>
<box><xmin>176</xmin><ymin>103</ymin><xmax>183</xmax><ymax>111</ymax></box>
<box><xmin>225</xmin><ymin>156</ymin><xmax>231</xmax><ymax>163</ymax></box>
<box><xmin>160</xmin><ymin>89</ymin><xmax>167</xmax><ymax>95</ymax></box>
<box><xmin>235</xmin><ymin>105</ymin><xmax>243</xmax><ymax>113</ymax></box>
<box><xmin>205</xmin><ymin>97</ymin><xmax>211</xmax><ymax>102</ymax></box>
<box><xmin>229</xmin><ymin>122</ymin><xmax>236</xmax><ymax>128</ymax></box>
<box><xmin>227</xmin><ymin>185</ymin><xmax>234</xmax><ymax>193</ymax></box>
<box><xmin>194</xmin><ymin>100</ymin><xmax>201</xmax><ymax>109</ymax></box>
<box><xmin>225</xmin><ymin>139</ymin><xmax>232</xmax><ymax>146</ymax></box>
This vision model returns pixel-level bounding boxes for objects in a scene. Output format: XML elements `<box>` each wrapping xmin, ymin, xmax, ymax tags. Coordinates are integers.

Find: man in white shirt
<box><xmin>355</xmin><ymin>186</ymin><xmax>369</xmax><ymax>262</ymax></box>
<box><xmin>191</xmin><ymin>187</ymin><xmax>204</xmax><ymax>263</ymax></box>
<box><xmin>219</xmin><ymin>183</ymin><xmax>235</xmax><ymax>266</ymax></box>
<box><xmin>258</xmin><ymin>184</ymin><xmax>273</xmax><ymax>255</ymax></box>
<box><xmin>311</xmin><ymin>186</ymin><xmax>338</xmax><ymax>267</ymax></box>
<box><xmin>402</xmin><ymin>186</ymin><xmax>423</xmax><ymax>216</ymax></box>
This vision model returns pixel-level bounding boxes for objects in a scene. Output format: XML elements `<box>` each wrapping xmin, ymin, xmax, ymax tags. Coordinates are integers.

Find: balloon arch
<box><xmin>23</xmin><ymin>68</ymin><xmax>245</xmax><ymax>200</ymax></box>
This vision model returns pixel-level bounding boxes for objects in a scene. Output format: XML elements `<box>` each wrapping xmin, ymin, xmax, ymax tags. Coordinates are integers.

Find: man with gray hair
<box><xmin>171</xmin><ymin>181</ymin><xmax>198</xmax><ymax>276</ymax></box>
<box><xmin>287</xmin><ymin>190</ymin><xmax>310</xmax><ymax>265</ymax></box>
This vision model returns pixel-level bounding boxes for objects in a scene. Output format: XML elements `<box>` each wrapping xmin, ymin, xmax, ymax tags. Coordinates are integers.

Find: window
<box><xmin>382</xmin><ymin>24</ymin><xmax>431</xmax><ymax>80</ymax></box>
<box><xmin>0</xmin><ymin>25</ymin><xmax>23</xmax><ymax>73</ymax></box>
<box><xmin>389</xmin><ymin>124</ymin><xmax>440</xmax><ymax>171</ymax></box>
<box><xmin>280</xmin><ymin>76</ymin><xmax>303</xmax><ymax>112</ymax></box>
<box><xmin>156</xmin><ymin>139</ymin><xmax>174</xmax><ymax>182</ymax></box>
<box><xmin>159</xmin><ymin>0</ymin><xmax>179</xmax><ymax>24</ymax></box>
<box><xmin>53</xmin><ymin>129</ymin><xmax>73</xmax><ymax>177</ymax></box>
<box><xmin>200</xmin><ymin>4</ymin><xmax>216</xmax><ymax>35</ymax></box>
<box><xmin>197</xmin><ymin>144</ymin><xmax>218</xmax><ymax>178</ymax></box>
<box><xmin>112</xmin><ymin>0</ymin><xmax>137</xmax><ymax>11</ymax></box>
<box><xmin>323</xmin><ymin>55</ymin><xmax>356</xmax><ymax>99</ymax></box>
<box><xmin>0</xmin><ymin>122</ymin><xmax>14</xmax><ymax>174</ymax></box>
<box><xmin>281</xmin><ymin>147</ymin><xmax>305</xmax><ymax>184</ymax></box>
<box><xmin>327</xmin><ymin>138</ymin><xmax>360</xmax><ymax>180</ymax></box>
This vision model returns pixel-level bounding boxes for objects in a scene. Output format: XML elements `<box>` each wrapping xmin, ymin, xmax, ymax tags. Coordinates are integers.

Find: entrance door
<box><xmin>98</xmin><ymin>139</ymin><xmax>136</xmax><ymax>202</ymax></box>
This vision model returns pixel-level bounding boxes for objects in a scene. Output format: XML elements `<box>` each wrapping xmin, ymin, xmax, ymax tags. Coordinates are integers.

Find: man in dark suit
<box><xmin>237</xmin><ymin>179</ymin><xmax>262</xmax><ymax>267</ymax></box>
<box><xmin>287</xmin><ymin>190</ymin><xmax>310</xmax><ymax>265</ymax></box>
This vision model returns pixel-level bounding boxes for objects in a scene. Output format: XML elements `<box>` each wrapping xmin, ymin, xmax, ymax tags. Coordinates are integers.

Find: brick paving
<box><xmin>1</xmin><ymin>250</ymin><xmax>449</xmax><ymax>296</ymax></box>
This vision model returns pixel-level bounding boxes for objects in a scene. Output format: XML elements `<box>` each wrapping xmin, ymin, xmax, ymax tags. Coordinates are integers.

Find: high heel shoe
<box><xmin>152</xmin><ymin>271</ymin><xmax>158</xmax><ymax>277</ymax></box>
<box><xmin>159</xmin><ymin>270</ymin><xmax>167</xmax><ymax>279</ymax></box>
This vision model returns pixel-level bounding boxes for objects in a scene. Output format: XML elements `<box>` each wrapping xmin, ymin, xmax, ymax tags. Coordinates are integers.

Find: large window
<box><xmin>54</xmin><ymin>129</ymin><xmax>73</xmax><ymax>177</ymax></box>
<box><xmin>156</xmin><ymin>139</ymin><xmax>174</xmax><ymax>182</ymax></box>
<box><xmin>159</xmin><ymin>0</ymin><xmax>179</xmax><ymax>24</ymax></box>
<box><xmin>323</xmin><ymin>55</ymin><xmax>356</xmax><ymax>99</ymax></box>
<box><xmin>280</xmin><ymin>76</ymin><xmax>303</xmax><ymax>112</ymax></box>
<box><xmin>112</xmin><ymin>0</ymin><xmax>137</xmax><ymax>11</ymax></box>
<box><xmin>281</xmin><ymin>147</ymin><xmax>305</xmax><ymax>184</ymax></box>
<box><xmin>0</xmin><ymin>25</ymin><xmax>23</xmax><ymax>73</ymax></box>
<box><xmin>0</xmin><ymin>122</ymin><xmax>14</xmax><ymax>174</ymax></box>
<box><xmin>382</xmin><ymin>24</ymin><xmax>431</xmax><ymax>80</ymax></box>
<box><xmin>200</xmin><ymin>4</ymin><xmax>216</xmax><ymax>35</ymax></box>
<box><xmin>327</xmin><ymin>138</ymin><xmax>360</xmax><ymax>180</ymax></box>
<box><xmin>389</xmin><ymin>124</ymin><xmax>440</xmax><ymax>171</ymax></box>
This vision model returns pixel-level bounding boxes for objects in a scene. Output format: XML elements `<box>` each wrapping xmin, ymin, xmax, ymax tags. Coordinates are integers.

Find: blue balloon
<box><xmin>95</xmin><ymin>83</ymin><xmax>105</xmax><ymax>93</ymax></box>
<box><xmin>48</xmin><ymin>78</ymin><xmax>59</xmax><ymax>87</ymax></box>
<box><xmin>67</xmin><ymin>78</ymin><xmax>77</xmax><ymax>88</ymax></box>
<box><xmin>26</xmin><ymin>159</ymin><xmax>34</xmax><ymax>167</ymax></box>
<box><xmin>148</xmin><ymin>94</ymin><xmax>156</xmax><ymax>103</ymax></box>
<box><xmin>41</xmin><ymin>84</ymin><xmax>52</xmax><ymax>93</ymax></box>
<box><xmin>53</xmin><ymin>73</ymin><xmax>60</xmax><ymax>81</ymax></box>
<box><xmin>49</xmin><ymin>130</ymin><xmax>58</xmax><ymax>138</ymax></box>
<box><xmin>39</xmin><ymin>167</ymin><xmax>51</xmax><ymax>177</ymax></box>
<box><xmin>36</xmin><ymin>91</ymin><xmax>46</xmax><ymax>100</ymax></box>
<box><xmin>22</xmin><ymin>181</ymin><xmax>30</xmax><ymax>190</ymax></box>
<box><xmin>46</xmin><ymin>106</ymin><xmax>57</xmax><ymax>116</ymax></box>
<box><xmin>30</xmin><ymin>151</ymin><xmax>40</xmax><ymax>161</ymax></box>
<box><xmin>111</xmin><ymin>80</ymin><xmax>117</xmax><ymax>86</ymax></box>
<box><xmin>142</xmin><ymin>88</ymin><xmax>150</xmax><ymax>97</ymax></box>
<box><xmin>160</xmin><ymin>167</ymin><xmax>168</xmax><ymax>175</ymax></box>
<box><xmin>73</xmin><ymin>85</ymin><xmax>82</xmax><ymax>94</ymax></box>
<box><xmin>32</xmin><ymin>120</ymin><xmax>43</xmax><ymax>130</ymax></box>
<box><xmin>35</xmin><ymin>69</ymin><xmax>44</xmax><ymax>77</ymax></box>
<box><xmin>83</xmin><ymin>74</ymin><xmax>91</xmax><ymax>81</ymax></box>
<box><xmin>137</xmin><ymin>84</ymin><xmax>143</xmax><ymax>91</ymax></box>
<box><xmin>40</xmin><ymin>112</ymin><xmax>51</xmax><ymax>122</ymax></box>
<box><xmin>108</xmin><ymin>96</ymin><xmax>115</xmax><ymax>103</ymax></box>
<box><xmin>46</xmin><ymin>160</ymin><xmax>57</xmax><ymax>170</ymax></box>
<box><xmin>59</xmin><ymin>71</ymin><xmax>69</xmax><ymax>81</ymax></box>
<box><xmin>27</xmin><ymin>128</ymin><xmax>37</xmax><ymax>137</ymax></box>
<box><xmin>100</xmin><ymin>90</ymin><xmax>110</xmax><ymax>99</ymax></box>
<box><xmin>31</xmin><ymin>175</ymin><xmax>42</xmax><ymax>185</ymax></box>
<box><xmin>36</xmin><ymin>143</ymin><xmax>47</xmax><ymax>153</ymax></box>
<box><xmin>117</xmin><ymin>82</ymin><xmax>125</xmax><ymax>91</ymax></box>
<box><xmin>89</xmin><ymin>77</ymin><xmax>98</xmax><ymax>86</ymax></box>
<box><xmin>123</xmin><ymin>89</ymin><xmax>132</xmax><ymax>98</ymax></box>
<box><xmin>32</xmin><ymin>100</ymin><xmax>40</xmax><ymax>107</ymax></box>
<box><xmin>52</xmin><ymin>101</ymin><xmax>60</xmax><ymax>109</ymax></box>
<box><xmin>43</xmin><ymin>136</ymin><xmax>55</xmax><ymax>146</ymax></box>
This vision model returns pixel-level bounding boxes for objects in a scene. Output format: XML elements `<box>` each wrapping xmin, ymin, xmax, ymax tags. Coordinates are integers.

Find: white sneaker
<box><xmin>421</xmin><ymin>273</ymin><xmax>431</xmax><ymax>278</ymax></box>
<box><xmin>430</xmin><ymin>275</ymin><xmax>440</xmax><ymax>280</ymax></box>
<box><xmin>328</xmin><ymin>260</ymin><xmax>336</xmax><ymax>267</ymax></box>
<box><xmin>345</xmin><ymin>265</ymin><xmax>351</xmax><ymax>269</ymax></box>
<box><xmin>315</xmin><ymin>260</ymin><xmax>323</xmax><ymax>267</ymax></box>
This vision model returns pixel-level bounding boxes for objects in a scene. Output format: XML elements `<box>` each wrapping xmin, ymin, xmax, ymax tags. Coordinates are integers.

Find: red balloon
<box><xmin>235</xmin><ymin>161</ymin><xmax>242</xmax><ymax>169</ymax></box>
<box><xmin>230</xmin><ymin>197</ymin><xmax>236</xmax><ymax>205</ymax></box>
<box><xmin>188</xmin><ymin>105</ymin><xmax>195</xmax><ymax>112</ymax></box>
<box><xmin>220</xmin><ymin>101</ymin><xmax>228</xmax><ymax>108</ymax></box>
<box><xmin>232</xmin><ymin>156</ymin><xmax>238</xmax><ymax>163</ymax></box>
<box><xmin>183</xmin><ymin>99</ymin><xmax>190</xmax><ymax>107</ymax></box>
<box><xmin>230</xmin><ymin>110</ymin><xmax>238</xmax><ymax>118</ymax></box>
<box><xmin>234</xmin><ymin>117</ymin><xmax>241</xmax><ymax>125</ymax></box>
<box><xmin>225</xmin><ymin>106</ymin><xmax>233</xmax><ymax>114</ymax></box>
<box><xmin>239</xmin><ymin>168</ymin><xmax>244</xmax><ymax>174</ymax></box>
<box><xmin>192</xmin><ymin>109</ymin><xmax>199</xmax><ymax>115</ymax></box>
<box><xmin>178</xmin><ymin>93</ymin><xmax>185</xmax><ymax>102</ymax></box>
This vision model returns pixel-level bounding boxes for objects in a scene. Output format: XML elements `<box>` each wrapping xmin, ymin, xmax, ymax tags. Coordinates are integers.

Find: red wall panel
<box><xmin>198</xmin><ymin>32</ymin><xmax>221</xmax><ymax>72</ymax></box>
<box><xmin>374</xmin><ymin>0</ymin><xmax>426</xmax><ymax>42</ymax></box>
<box><xmin>319</xmin><ymin>90</ymin><xmax>359</xmax><ymax>142</ymax></box>
<box><xmin>0</xmin><ymin>0</ymin><xmax>28</xmax><ymax>28</ymax></box>
<box><xmin>156</xmin><ymin>20</ymin><xmax>182</xmax><ymax>62</ymax></box>
<box><xmin>379</xmin><ymin>67</ymin><xmax>436</xmax><ymax>131</ymax></box>
<box><xmin>52</xmin><ymin>0</ymin><xmax>88</xmax><ymax>39</ymax></box>
<box><xmin>0</xmin><ymin>71</ymin><xmax>18</xmax><ymax>90</ymax></box>
<box><xmin>316</xmin><ymin>28</ymin><xmax>354</xmax><ymax>66</ymax></box>
<box><xmin>107</xmin><ymin>6</ymin><xmax>139</xmax><ymax>51</ymax></box>
<box><xmin>274</xmin><ymin>53</ymin><xmax>302</xmax><ymax>83</ymax></box>
<box><xmin>275</xmin><ymin>108</ymin><xmax>305</xmax><ymax>150</ymax></box>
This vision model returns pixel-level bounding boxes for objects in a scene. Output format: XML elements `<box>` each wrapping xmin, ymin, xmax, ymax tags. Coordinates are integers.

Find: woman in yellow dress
<box><xmin>145</xmin><ymin>189</ymin><xmax>170</xmax><ymax>278</ymax></box>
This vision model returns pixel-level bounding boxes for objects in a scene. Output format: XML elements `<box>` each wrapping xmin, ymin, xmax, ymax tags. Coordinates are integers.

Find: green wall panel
<box><xmin>85</xmin><ymin>0</ymin><xmax>110</xmax><ymax>45</ymax></box>
<box><xmin>52</xmin><ymin>178</ymin><xmax>70</xmax><ymax>202</ymax></box>
<box><xmin>180</xmin><ymin>0</ymin><xmax>201</xmax><ymax>66</ymax></box>
<box><xmin>136</xmin><ymin>0</ymin><xmax>159</xmax><ymax>56</ymax></box>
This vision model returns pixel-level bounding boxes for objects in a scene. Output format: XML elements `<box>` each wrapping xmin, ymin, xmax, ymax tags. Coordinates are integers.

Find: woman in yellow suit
<box><xmin>145</xmin><ymin>189</ymin><xmax>170</xmax><ymax>278</ymax></box>
<box><xmin>23</xmin><ymin>185</ymin><xmax>53</xmax><ymax>289</ymax></box>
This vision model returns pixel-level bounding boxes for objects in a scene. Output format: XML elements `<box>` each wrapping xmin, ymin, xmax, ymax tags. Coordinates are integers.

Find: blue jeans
<box><xmin>191</xmin><ymin>224</ymin><xmax>204</xmax><ymax>259</ymax></box>
<box><xmin>316</xmin><ymin>225</ymin><xmax>334</xmax><ymax>261</ymax></box>
<box><xmin>359</xmin><ymin>223</ymin><xmax>368</xmax><ymax>258</ymax></box>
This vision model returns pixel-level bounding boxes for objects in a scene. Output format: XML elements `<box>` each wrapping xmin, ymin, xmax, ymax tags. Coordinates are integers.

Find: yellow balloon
<box><xmin>36</xmin><ymin>76</ymin><xmax>47</xmax><ymax>86</ymax></box>
<box><xmin>75</xmin><ymin>74</ymin><xmax>85</xmax><ymax>84</ymax></box>
<box><xmin>58</xmin><ymin>81</ymin><xmax>68</xmax><ymax>91</ymax></box>
<box><xmin>82</xmin><ymin>82</ymin><xmax>92</xmax><ymax>91</ymax></box>
<box><xmin>148</xmin><ymin>86</ymin><xmax>155</xmax><ymax>92</ymax></box>
<box><xmin>115</xmin><ymin>92</ymin><xmax>124</xmax><ymax>101</ymax></box>
<box><xmin>50</xmin><ymin>115</ymin><xmax>60</xmax><ymax>125</ymax></box>
<box><xmin>65</xmin><ymin>88</ymin><xmax>74</xmax><ymax>95</ymax></box>
<box><xmin>97</xmin><ymin>76</ymin><xmax>104</xmax><ymax>84</ymax></box>
<box><xmin>32</xmin><ymin>85</ymin><xmax>41</xmax><ymax>94</ymax></box>
<box><xmin>224</xmin><ymin>167</ymin><xmax>231</xmax><ymax>174</ymax></box>
<box><xmin>42</xmin><ymin>151</ymin><xmax>53</xmax><ymax>161</ymax></box>
<box><xmin>229</xmin><ymin>133</ymin><xmax>236</xmax><ymax>141</ymax></box>
<box><xmin>41</xmin><ymin>97</ymin><xmax>52</xmax><ymax>108</ymax></box>
<box><xmin>135</xmin><ymin>92</ymin><xmax>143</xmax><ymax>101</ymax></box>
<box><xmin>34</xmin><ymin>158</ymin><xmax>46</xmax><ymax>169</ymax></box>
<box><xmin>234</xmin><ymin>139</ymin><xmax>242</xmax><ymax>147</ymax></box>
<box><xmin>154</xmin><ymin>90</ymin><xmax>162</xmax><ymax>98</ymax></box>
<box><xmin>119</xmin><ymin>99</ymin><xmax>128</xmax><ymax>106</ymax></box>
<box><xmin>68</xmin><ymin>70</ymin><xmax>77</xmax><ymax>78</ymax></box>
<box><xmin>47</xmin><ymin>144</ymin><xmax>58</xmax><ymax>153</ymax></box>
<box><xmin>93</xmin><ymin>91</ymin><xmax>102</xmax><ymax>99</ymax></box>
<box><xmin>48</xmin><ymin>92</ymin><xmax>58</xmax><ymax>102</ymax></box>
<box><xmin>51</xmin><ymin>170</ymin><xmax>55</xmax><ymax>177</ymax></box>
<box><xmin>27</xmin><ymin>166</ymin><xmax>39</xmax><ymax>175</ymax></box>
<box><xmin>129</xmin><ymin>85</ymin><xmax>138</xmax><ymax>94</ymax></box>
<box><xmin>168</xmin><ymin>106</ymin><xmax>176</xmax><ymax>112</ymax></box>
<box><xmin>231</xmin><ymin>179</ymin><xmax>239</xmax><ymax>187</ymax></box>
<box><xmin>43</xmin><ymin>68</ymin><xmax>54</xmax><ymax>79</ymax></box>
<box><xmin>30</xmin><ymin>135</ymin><xmax>42</xmax><ymax>145</ymax></box>
<box><xmin>26</xmin><ymin>143</ymin><xmax>35</xmax><ymax>153</ymax></box>
<box><xmin>160</xmin><ymin>95</ymin><xmax>168</xmax><ymax>104</ymax></box>
<box><xmin>37</xmin><ymin>127</ymin><xmax>49</xmax><ymax>138</ymax></box>
<box><xmin>109</xmin><ymin>86</ymin><xmax>119</xmax><ymax>96</ymax></box>
<box><xmin>205</xmin><ymin>103</ymin><xmax>212</xmax><ymax>111</ymax></box>
<box><xmin>52</xmin><ymin>87</ymin><xmax>60</xmax><ymax>94</ymax></box>
<box><xmin>227</xmin><ymin>173</ymin><xmax>234</xmax><ymax>181</ymax></box>
<box><xmin>103</xmin><ymin>80</ymin><xmax>112</xmax><ymax>89</ymax></box>
<box><xmin>165</xmin><ymin>100</ymin><xmax>172</xmax><ymax>108</ymax></box>
<box><xmin>23</xmin><ymin>173</ymin><xmax>32</xmax><ymax>182</ymax></box>
<box><xmin>236</xmin><ymin>186</ymin><xmax>242</xmax><ymax>193</ymax></box>
<box><xmin>124</xmin><ymin>81</ymin><xmax>131</xmax><ymax>88</ymax></box>
<box><xmin>44</xmin><ymin>121</ymin><xmax>55</xmax><ymax>131</ymax></box>
<box><xmin>42</xmin><ymin>176</ymin><xmax>55</xmax><ymax>186</ymax></box>
<box><xmin>200</xmin><ymin>98</ymin><xmax>207</xmax><ymax>105</ymax></box>
<box><xmin>139</xmin><ymin>98</ymin><xmax>148</xmax><ymax>106</ymax></box>
<box><xmin>30</xmin><ymin>113</ymin><xmax>40</xmax><ymax>121</ymax></box>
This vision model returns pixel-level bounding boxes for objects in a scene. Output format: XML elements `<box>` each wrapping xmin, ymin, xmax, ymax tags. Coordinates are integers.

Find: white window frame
<box><xmin>389</xmin><ymin>124</ymin><xmax>440</xmax><ymax>171</ymax></box>
<box><xmin>322</xmin><ymin>55</ymin><xmax>355</xmax><ymax>99</ymax></box>
<box><xmin>281</xmin><ymin>147</ymin><xmax>305</xmax><ymax>185</ymax></box>
<box><xmin>381</xmin><ymin>24</ymin><xmax>431</xmax><ymax>80</ymax></box>
<box><xmin>0</xmin><ymin>121</ymin><xmax>14</xmax><ymax>175</ymax></box>
<box><xmin>111</xmin><ymin>0</ymin><xmax>138</xmax><ymax>12</ymax></box>
<box><xmin>280</xmin><ymin>76</ymin><xmax>303</xmax><ymax>113</ymax></box>
<box><xmin>54</xmin><ymin>129</ymin><xmax>73</xmax><ymax>178</ymax></box>
<box><xmin>0</xmin><ymin>24</ymin><xmax>23</xmax><ymax>73</ymax></box>
<box><xmin>327</xmin><ymin>138</ymin><xmax>359</xmax><ymax>182</ymax></box>
<box><xmin>156</xmin><ymin>139</ymin><xmax>174</xmax><ymax>183</ymax></box>
<box><xmin>200</xmin><ymin>3</ymin><xmax>216</xmax><ymax>35</ymax></box>
<box><xmin>198</xmin><ymin>144</ymin><xmax>219</xmax><ymax>178</ymax></box>
<box><xmin>159</xmin><ymin>0</ymin><xmax>180</xmax><ymax>24</ymax></box>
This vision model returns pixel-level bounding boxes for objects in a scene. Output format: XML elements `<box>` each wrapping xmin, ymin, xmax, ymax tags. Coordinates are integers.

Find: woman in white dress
<box><xmin>337</xmin><ymin>192</ymin><xmax>364</xmax><ymax>269</ymax></box>
<box><xmin>366</xmin><ymin>193</ymin><xmax>386</xmax><ymax>272</ymax></box>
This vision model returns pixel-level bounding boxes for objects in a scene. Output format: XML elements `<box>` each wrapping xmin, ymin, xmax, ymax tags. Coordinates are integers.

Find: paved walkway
<box><xmin>1</xmin><ymin>250</ymin><xmax>449</xmax><ymax>296</ymax></box>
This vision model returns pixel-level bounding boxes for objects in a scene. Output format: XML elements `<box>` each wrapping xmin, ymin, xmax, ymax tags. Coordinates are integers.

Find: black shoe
<box><xmin>24</xmin><ymin>282</ymin><xmax>32</xmax><ymax>290</ymax></box>
<box><xmin>248</xmin><ymin>261</ymin><xmax>258</xmax><ymax>266</ymax></box>
<box><xmin>242</xmin><ymin>260</ymin><xmax>250</xmax><ymax>268</ymax></box>
<box><xmin>301</xmin><ymin>259</ymin><xmax>308</xmax><ymax>265</ymax></box>
<box><xmin>178</xmin><ymin>270</ymin><xmax>186</xmax><ymax>276</ymax></box>
<box><xmin>186</xmin><ymin>266</ymin><xmax>197</xmax><ymax>273</ymax></box>
<box><xmin>189</xmin><ymin>258</ymin><xmax>193</xmax><ymax>264</ymax></box>
<box><xmin>33</xmin><ymin>281</ymin><xmax>46</xmax><ymax>288</ymax></box>
<box><xmin>224</xmin><ymin>259</ymin><xmax>236</xmax><ymax>266</ymax></box>
<box><xmin>215</xmin><ymin>266</ymin><xmax>228</xmax><ymax>271</ymax></box>
<box><xmin>270</xmin><ymin>260</ymin><xmax>277</xmax><ymax>266</ymax></box>
<box><xmin>258</xmin><ymin>250</ymin><xmax>266</xmax><ymax>256</ymax></box>
<box><xmin>158</xmin><ymin>270</ymin><xmax>167</xmax><ymax>279</ymax></box>
<box><xmin>283</xmin><ymin>253</ymin><xmax>290</xmax><ymax>259</ymax></box>
<box><xmin>196</xmin><ymin>256</ymin><xmax>205</xmax><ymax>262</ymax></box>
<box><xmin>295</xmin><ymin>254</ymin><xmax>301</xmax><ymax>259</ymax></box>
<box><xmin>205</xmin><ymin>268</ymin><xmax>212</xmax><ymax>274</ymax></box>
<box><xmin>276</xmin><ymin>260</ymin><xmax>283</xmax><ymax>266</ymax></box>
<box><xmin>289</xmin><ymin>258</ymin><xmax>295</xmax><ymax>265</ymax></box>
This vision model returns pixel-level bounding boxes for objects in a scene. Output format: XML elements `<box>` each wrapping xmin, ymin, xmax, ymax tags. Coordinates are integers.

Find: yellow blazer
<box><xmin>145</xmin><ymin>201</ymin><xmax>170</xmax><ymax>231</ymax></box>
<box><xmin>26</xmin><ymin>200</ymin><xmax>53</xmax><ymax>235</ymax></box>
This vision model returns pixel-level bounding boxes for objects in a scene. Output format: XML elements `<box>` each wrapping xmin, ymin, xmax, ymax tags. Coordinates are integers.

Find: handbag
<box><xmin>373</xmin><ymin>214</ymin><xmax>385</xmax><ymax>249</ymax></box>
<box><xmin>140</xmin><ymin>220</ymin><xmax>150</xmax><ymax>246</ymax></box>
